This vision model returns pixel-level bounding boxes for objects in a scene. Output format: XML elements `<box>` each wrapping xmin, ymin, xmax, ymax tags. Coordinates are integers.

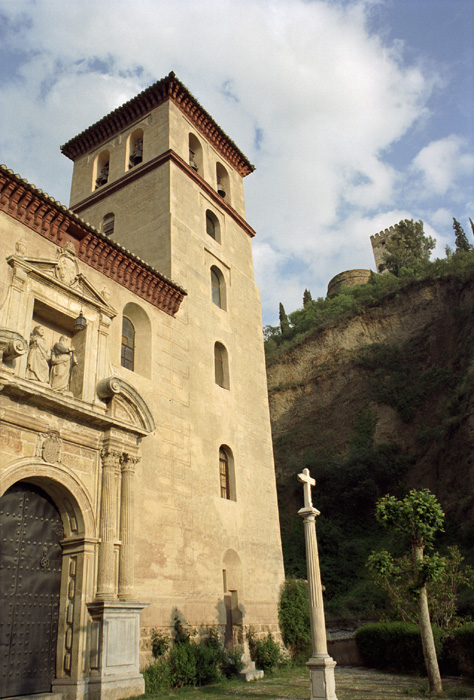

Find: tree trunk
<box><xmin>414</xmin><ymin>545</ymin><xmax>443</xmax><ymax>695</ymax></box>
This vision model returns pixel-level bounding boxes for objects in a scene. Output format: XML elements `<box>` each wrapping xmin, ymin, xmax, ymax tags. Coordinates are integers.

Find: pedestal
<box><xmin>85</xmin><ymin>601</ymin><xmax>148</xmax><ymax>700</ymax></box>
<box><xmin>307</xmin><ymin>654</ymin><xmax>338</xmax><ymax>700</ymax></box>
<box><xmin>238</xmin><ymin>639</ymin><xmax>264</xmax><ymax>682</ymax></box>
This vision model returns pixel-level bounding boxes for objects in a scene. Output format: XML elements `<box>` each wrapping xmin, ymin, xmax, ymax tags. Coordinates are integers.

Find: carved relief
<box><xmin>55</xmin><ymin>243</ymin><xmax>79</xmax><ymax>287</ymax></box>
<box><xmin>40</xmin><ymin>431</ymin><xmax>62</xmax><ymax>463</ymax></box>
<box><xmin>63</xmin><ymin>556</ymin><xmax>77</xmax><ymax>675</ymax></box>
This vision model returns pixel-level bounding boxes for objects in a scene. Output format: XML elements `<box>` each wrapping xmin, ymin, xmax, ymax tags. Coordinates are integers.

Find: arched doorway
<box><xmin>0</xmin><ymin>482</ymin><xmax>64</xmax><ymax>697</ymax></box>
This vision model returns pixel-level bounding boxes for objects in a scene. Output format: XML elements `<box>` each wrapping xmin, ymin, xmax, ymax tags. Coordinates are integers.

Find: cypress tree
<box><xmin>279</xmin><ymin>302</ymin><xmax>290</xmax><ymax>338</ymax></box>
<box><xmin>303</xmin><ymin>289</ymin><xmax>313</xmax><ymax>307</ymax></box>
<box><xmin>453</xmin><ymin>217</ymin><xmax>473</xmax><ymax>253</ymax></box>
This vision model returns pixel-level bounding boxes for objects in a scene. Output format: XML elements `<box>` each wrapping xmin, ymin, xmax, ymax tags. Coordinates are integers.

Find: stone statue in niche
<box><xmin>50</xmin><ymin>336</ymin><xmax>77</xmax><ymax>393</ymax></box>
<box><xmin>26</xmin><ymin>326</ymin><xmax>51</xmax><ymax>383</ymax></box>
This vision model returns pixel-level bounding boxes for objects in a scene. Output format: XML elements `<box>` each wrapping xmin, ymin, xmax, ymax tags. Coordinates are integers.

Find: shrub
<box><xmin>143</xmin><ymin>658</ymin><xmax>172</xmax><ymax>693</ymax></box>
<box><xmin>221</xmin><ymin>648</ymin><xmax>244</xmax><ymax>678</ymax></box>
<box><xmin>355</xmin><ymin>621</ymin><xmax>444</xmax><ymax>674</ymax></box>
<box><xmin>169</xmin><ymin>642</ymin><xmax>197</xmax><ymax>687</ymax></box>
<box><xmin>247</xmin><ymin>627</ymin><xmax>281</xmax><ymax>671</ymax></box>
<box><xmin>278</xmin><ymin>578</ymin><xmax>311</xmax><ymax>659</ymax></box>
<box><xmin>151</xmin><ymin>628</ymin><xmax>170</xmax><ymax>658</ymax></box>
<box><xmin>448</xmin><ymin>623</ymin><xmax>474</xmax><ymax>677</ymax></box>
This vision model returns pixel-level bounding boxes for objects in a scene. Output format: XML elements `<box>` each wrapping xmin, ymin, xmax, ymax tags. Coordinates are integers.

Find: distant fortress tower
<box><xmin>370</xmin><ymin>225</ymin><xmax>397</xmax><ymax>272</ymax></box>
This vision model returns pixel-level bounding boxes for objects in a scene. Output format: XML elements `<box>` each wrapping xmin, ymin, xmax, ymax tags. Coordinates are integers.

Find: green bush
<box><xmin>247</xmin><ymin>628</ymin><xmax>281</xmax><ymax>671</ymax></box>
<box><xmin>448</xmin><ymin>623</ymin><xmax>474</xmax><ymax>677</ymax></box>
<box><xmin>355</xmin><ymin>621</ymin><xmax>444</xmax><ymax>674</ymax></box>
<box><xmin>278</xmin><ymin>578</ymin><xmax>311</xmax><ymax>659</ymax></box>
<box><xmin>150</xmin><ymin>628</ymin><xmax>170</xmax><ymax>658</ymax></box>
<box><xmin>143</xmin><ymin>658</ymin><xmax>172</xmax><ymax>693</ymax></box>
<box><xmin>221</xmin><ymin>648</ymin><xmax>244</xmax><ymax>678</ymax></box>
<box><xmin>145</xmin><ymin>621</ymin><xmax>239</xmax><ymax>689</ymax></box>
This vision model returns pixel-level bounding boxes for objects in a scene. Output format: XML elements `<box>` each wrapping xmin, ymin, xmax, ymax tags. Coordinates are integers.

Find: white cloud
<box><xmin>411</xmin><ymin>135</ymin><xmax>474</xmax><ymax>196</ymax></box>
<box><xmin>0</xmin><ymin>0</ymin><xmax>468</xmax><ymax>324</ymax></box>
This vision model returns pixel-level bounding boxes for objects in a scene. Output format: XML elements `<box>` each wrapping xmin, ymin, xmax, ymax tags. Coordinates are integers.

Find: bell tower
<box><xmin>61</xmin><ymin>73</ymin><xmax>285</xmax><ymax>651</ymax></box>
<box><xmin>62</xmin><ymin>71</ymin><xmax>255</xmax><ymax>285</ymax></box>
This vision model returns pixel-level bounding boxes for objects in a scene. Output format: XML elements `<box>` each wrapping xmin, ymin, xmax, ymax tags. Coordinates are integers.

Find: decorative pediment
<box><xmin>7</xmin><ymin>242</ymin><xmax>116</xmax><ymax>316</ymax></box>
<box><xmin>96</xmin><ymin>377</ymin><xmax>155</xmax><ymax>434</ymax></box>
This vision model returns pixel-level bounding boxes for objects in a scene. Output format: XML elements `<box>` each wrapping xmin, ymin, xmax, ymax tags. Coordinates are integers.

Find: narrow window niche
<box><xmin>128</xmin><ymin>128</ymin><xmax>144</xmax><ymax>169</ymax></box>
<box><xmin>121</xmin><ymin>316</ymin><xmax>135</xmax><ymax>371</ymax></box>
<box><xmin>211</xmin><ymin>266</ymin><xmax>226</xmax><ymax>310</ymax></box>
<box><xmin>102</xmin><ymin>213</ymin><xmax>115</xmax><ymax>237</ymax></box>
<box><xmin>216</xmin><ymin>162</ymin><xmax>230</xmax><ymax>203</ymax></box>
<box><xmin>206</xmin><ymin>210</ymin><xmax>221</xmax><ymax>243</ymax></box>
<box><xmin>120</xmin><ymin>303</ymin><xmax>152</xmax><ymax>377</ymax></box>
<box><xmin>219</xmin><ymin>445</ymin><xmax>236</xmax><ymax>500</ymax></box>
<box><xmin>95</xmin><ymin>150</ymin><xmax>110</xmax><ymax>190</ymax></box>
<box><xmin>189</xmin><ymin>133</ymin><xmax>203</xmax><ymax>173</ymax></box>
<box><xmin>214</xmin><ymin>342</ymin><xmax>229</xmax><ymax>389</ymax></box>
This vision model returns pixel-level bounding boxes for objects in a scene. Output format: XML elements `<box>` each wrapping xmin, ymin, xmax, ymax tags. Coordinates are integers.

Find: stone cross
<box><xmin>298</xmin><ymin>467</ymin><xmax>316</xmax><ymax>509</ymax></box>
<box><xmin>297</xmin><ymin>468</ymin><xmax>338</xmax><ymax>700</ymax></box>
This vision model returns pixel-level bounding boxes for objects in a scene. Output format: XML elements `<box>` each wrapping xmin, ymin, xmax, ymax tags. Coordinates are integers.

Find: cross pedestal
<box><xmin>298</xmin><ymin>468</ymin><xmax>338</xmax><ymax>700</ymax></box>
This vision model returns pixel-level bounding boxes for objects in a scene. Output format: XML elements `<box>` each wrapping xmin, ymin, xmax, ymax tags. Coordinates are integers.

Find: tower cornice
<box><xmin>61</xmin><ymin>72</ymin><xmax>255</xmax><ymax>178</ymax></box>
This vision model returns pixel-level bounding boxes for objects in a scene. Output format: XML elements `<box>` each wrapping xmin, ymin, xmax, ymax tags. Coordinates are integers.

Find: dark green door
<box><xmin>0</xmin><ymin>482</ymin><xmax>63</xmax><ymax>697</ymax></box>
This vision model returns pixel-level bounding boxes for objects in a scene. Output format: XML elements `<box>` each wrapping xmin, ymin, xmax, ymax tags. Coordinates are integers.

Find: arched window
<box><xmin>216</xmin><ymin>162</ymin><xmax>230</xmax><ymax>202</ymax></box>
<box><xmin>128</xmin><ymin>128</ymin><xmax>144</xmax><ymax>169</ymax></box>
<box><xmin>214</xmin><ymin>342</ymin><xmax>229</xmax><ymax>389</ymax></box>
<box><xmin>102</xmin><ymin>213</ymin><xmax>115</xmax><ymax>237</ymax></box>
<box><xmin>211</xmin><ymin>266</ymin><xmax>225</xmax><ymax>309</ymax></box>
<box><xmin>219</xmin><ymin>446</ymin><xmax>236</xmax><ymax>500</ymax></box>
<box><xmin>95</xmin><ymin>150</ymin><xmax>110</xmax><ymax>189</ymax></box>
<box><xmin>206</xmin><ymin>210</ymin><xmax>220</xmax><ymax>242</ymax></box>
<box><xmin>121</xmin><ymin>303</ymin><xmax>152</xmax><ymax>377</ymax></box>
<box><xmin>189</xmin><ymin>133</ymin><xmax>202</xmax><ymax>173</ymax></box>
<box><xmin>121</xmin><ymin>316</ymin><xmax>135</xmax><ymax>371</ymax></box>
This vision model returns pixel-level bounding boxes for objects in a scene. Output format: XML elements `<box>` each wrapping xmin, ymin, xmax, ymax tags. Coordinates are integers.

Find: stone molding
<box><xmin>0</xmin><ymin>164</ymin><xmax>186</xmax><ymax>316</ymax></box>
<box><xmin>96</xmin><ymin>377</ymin><xmax>155</xmax><ymax>433</ymax></box>
<box><xmin>61</xmin><ymin>72</ymin><xmax>254</xmax><ymax>177</ymax></box>
<box><xmin>0</xmin><ymin>327</ymin><xmax>27</xmax><ymax>363</ymax></box>
<box><xmin>71</xmin><ymin>149</ymin><xmax>257</xmax><ymax>239</ymax></box>
<box><xmin>0</xmin><ymin>368</ymin><xmax>152</xmax><ymax>437</ymax></box>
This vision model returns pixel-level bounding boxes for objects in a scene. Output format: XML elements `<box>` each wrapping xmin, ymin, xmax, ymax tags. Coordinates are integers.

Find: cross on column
<box><xmin>298</xmin><ymin>467</ymin><xmax>316</xmax><ymax>509</ymax></box>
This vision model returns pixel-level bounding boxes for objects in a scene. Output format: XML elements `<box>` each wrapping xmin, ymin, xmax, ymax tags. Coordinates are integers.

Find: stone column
<box><xmin>96</xmin><ymin>448</ymin><xmax>121</xmax><ymax>600</ymax></box>
<box><xmin>118</xmin><ymin>454</ymin><xmax>139</xmax><ymax>601</ymax></box>
<box><xmin>298</xmin><ymin>468</ymin><xmax>338</xmax><ymax>700</ymax></box>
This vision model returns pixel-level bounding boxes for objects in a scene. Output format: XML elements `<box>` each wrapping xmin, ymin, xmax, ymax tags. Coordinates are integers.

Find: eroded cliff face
<box><xmin>267</xmin><ymin>276</ymin><xmax>474</xmax><ymax>531</ymax></box>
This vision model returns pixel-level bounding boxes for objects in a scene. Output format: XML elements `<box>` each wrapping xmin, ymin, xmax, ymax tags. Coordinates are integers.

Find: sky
<box><xmin>0</xmin><ymin>0</ymin><xmax>473</xmax><ymax>326</ymax></box>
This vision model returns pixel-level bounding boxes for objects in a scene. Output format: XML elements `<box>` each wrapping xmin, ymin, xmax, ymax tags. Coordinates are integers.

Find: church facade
<box><xmin>0</xmin><ymin>73</ymin><xmax>285</xmax><ymax>700</ymax></box>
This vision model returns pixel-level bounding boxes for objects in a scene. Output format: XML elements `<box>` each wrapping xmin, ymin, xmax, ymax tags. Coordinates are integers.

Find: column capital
<box><xmin>120</xmin><ymin>453</ymin><xmax>140</xmax><ymax>473</ymax></box>
<box><xmin>298</xmin><ymin>506</ymin><xmax>321</xmax><ymax>519</ymax></box>
<box><xmin>100</xmin><ymin>447</ymin><xmax>122</xmax><ymax>471</ymax></box>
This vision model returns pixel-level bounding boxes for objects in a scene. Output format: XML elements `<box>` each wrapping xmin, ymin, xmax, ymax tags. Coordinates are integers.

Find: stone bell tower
<box><xmin>61</xmin><ymin>73</ymin><xmax>285</xmax><ymax>655</ymax></box>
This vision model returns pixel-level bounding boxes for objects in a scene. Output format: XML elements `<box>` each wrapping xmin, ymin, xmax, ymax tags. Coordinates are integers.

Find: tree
<box><xmin>303</xmin><ymin>289</ymin><xmax>313</xmax><ymax>307</ymax></box>
<box><xmin>379</xmin><ymin>219</ymin><xmax>435</xmax><ymax>275</ymax></box>
<box><xmin>369</xmin><ymin>489</ymin><xmax>445</xmax><ymax>695</ymax></box>
<box><xmin>279</xmin><ymin>302</ymin><xmax>291</xmax><ymax>338</ymax></box>
<box><xmin>452</xmin><ymin>217</ymin><xmax>473</xmax><ymax>253</ymax></box>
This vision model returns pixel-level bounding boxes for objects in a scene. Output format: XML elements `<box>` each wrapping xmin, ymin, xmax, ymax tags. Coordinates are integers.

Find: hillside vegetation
<box><xmin>266</xmin><ymin>251</ymin><xmax>474</xmax><ymax>619</ymax></box>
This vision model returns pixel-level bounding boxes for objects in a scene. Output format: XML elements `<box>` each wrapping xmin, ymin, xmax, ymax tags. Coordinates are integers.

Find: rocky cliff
<box><xmin>266</xmin><ymin>274</ymin><xmax>474</xmax><ymax>608</ymax></box>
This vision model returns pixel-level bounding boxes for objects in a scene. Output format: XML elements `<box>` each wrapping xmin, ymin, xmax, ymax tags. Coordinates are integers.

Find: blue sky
<box><xmin>0</xmin><ymin>0</ymin><xmax>473</xmax><ymax>325</ymax></box>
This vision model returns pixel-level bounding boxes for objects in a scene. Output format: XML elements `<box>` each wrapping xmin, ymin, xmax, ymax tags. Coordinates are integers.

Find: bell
<box><xmin>217</xmin><ymin>184</ymin><xmax>226</xmax><ymax>198</ymax></box>
<box><xmin>74</xmin><ymin>312</ymin><xmax>87</xmax><ymax>332</ymax></box>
